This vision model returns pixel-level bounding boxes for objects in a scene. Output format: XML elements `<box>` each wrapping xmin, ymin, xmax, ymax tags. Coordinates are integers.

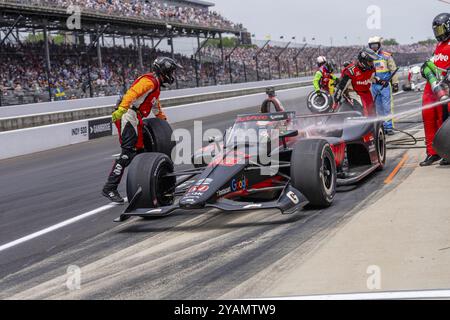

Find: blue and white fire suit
<box><xmin>371</xmin><ymin>50</ymin><xmax>399</xmax><ymax>130</ymax></box>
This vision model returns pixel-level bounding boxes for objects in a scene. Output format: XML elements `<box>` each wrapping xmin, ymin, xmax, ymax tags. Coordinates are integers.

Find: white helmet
<box><xmin>368</xmin><ymin>36</ymin><xmax>382</xmax><ymax>51</ymax></box>
<box><xmin>316</xmin><ymin>56</ymin><xmax>327</xmax><ymax>66</ymax></box>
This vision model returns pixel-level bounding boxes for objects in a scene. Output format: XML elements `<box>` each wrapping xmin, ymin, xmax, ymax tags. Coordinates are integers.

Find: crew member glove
<box><xmin>375</xmin><ymin>77</ymin><xmax>388</xmax><ymax>86</ymax></box>
<box><xmin>392</xmin><ymin>83</ymin><xmax>399</xmax><ymax>93</ymax></box>
<box><xmin>112</xmin><ymin>107</ymin><xmax>128</xmax><ymax>123</ymax></box>
<box><xmin>155</xmin><ymin>111</ymin><xmax>168</xmax><ymax>121</ymax></box>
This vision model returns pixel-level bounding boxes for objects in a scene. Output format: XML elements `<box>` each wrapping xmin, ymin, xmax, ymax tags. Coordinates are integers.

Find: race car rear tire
<box><xmin>376</xmin><ymin>124</ymin><xmax>386</xmax><ymax>171</ymax></box>
<box><xmin>307</xmin><ymin>90</ymin><xmax>334</xmax><ymax>114</ymax></box>
<box><xmin>433</xmin><ymin>118</ymin><xmax>450</xmax><ymax>161</ymax></box>
<box><xmin>126</xmin><ymin>153</ymin><xmax>176</xmax><ymax>209</ymax></box>
<box><xmin>143</xmin><ymin>118</ymin><xmax>175</xmax><ymax>159</ymax></box>
<box><xmin>290</xmin><ymin>139</ymin><xmax>337</xmax><ymax>207</ymax></box>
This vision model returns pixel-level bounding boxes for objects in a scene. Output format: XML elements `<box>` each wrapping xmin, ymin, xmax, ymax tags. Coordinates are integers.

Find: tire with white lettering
<box><xmin>126</xmin><ymin>153</ymin><xmax>176</xmax><ymax>208</ymax></box>
<box><xmin>290</xmin><ymin>139</ymin><xmax>336</xmax><ymax>207</ymax></box>
<box><xmin>307</xmin><ymin>90</ymin><xmax>334</xmax><ymax>114</ymax></box>
<box><xmin>143</xmin><ymin>118</ymin><xmax>175</xmax><ymax>159</ymax></box>
<box><xmin>376</xmin><ymin>124</ymin><xmax>386</xmax><ymax>171</ymax></box>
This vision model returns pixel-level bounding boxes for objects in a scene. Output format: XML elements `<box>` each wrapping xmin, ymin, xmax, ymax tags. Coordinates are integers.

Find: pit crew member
<box><xmin>368</xmin><ymin>36</ymin><xmax>400</xmax><ymax>135</ymax></box>
<box><xmin>313</xmin><ymin>56</ymin><xmax>338</xmax><ymax>94</ymax></box>
<box><xmin>334</xmin><ymin>48</ymin><xmax>378</xmax><ymax>117</ymax></box>
<box><xmin>420</xmin><ymin>13</ymin><xmax>450</xmax><ymax>167</ymax></box>
<box><xmin>102</xmin><ymin>57</ymin><xmax>182</xmax><ymax>203</ymax></box>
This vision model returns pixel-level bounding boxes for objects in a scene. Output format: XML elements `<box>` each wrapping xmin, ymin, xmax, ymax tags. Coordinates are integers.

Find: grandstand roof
<box><xmin>0</xmin><ymin>1</ymin><xmax>242</xmax><ymax>38</ymax></box>
<box><xmin>180</xmin><ymin>0</ymin><xmax>216</xmax><ymax>7</ymax></box>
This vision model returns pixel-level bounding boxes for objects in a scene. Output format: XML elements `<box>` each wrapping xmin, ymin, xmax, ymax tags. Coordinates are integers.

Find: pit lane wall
<box><xmin>0</xmin><ymin>79</ymin><xmax>311</xmax><ymax>132</ymax></box>
<box><xmin>0</xmin><ymin>84</ymin><xmax>311</xmax><ymax>160</ymax></box>
<box><xmin>0</xmin><ymin>118</ymin><xmax>110</xmax><ymax>160</ymax></box>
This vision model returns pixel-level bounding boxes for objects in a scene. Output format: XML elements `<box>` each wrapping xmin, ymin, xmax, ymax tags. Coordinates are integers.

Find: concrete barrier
<box><xmin>0</xmin><ymin>80</ymin><xmax>311</xmax><ymax>132</ymax></box>
<box><xmin>0</xmin><ymin>119</ymin><xmax>91</xmax><ymax>160</ymax></box>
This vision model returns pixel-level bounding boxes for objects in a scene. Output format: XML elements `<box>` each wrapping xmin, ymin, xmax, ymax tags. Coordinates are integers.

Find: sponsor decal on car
<box><xmin>195</xmin><ymin>178</ymin><xmax>213</xmax><ymax>186</ymax></box>
<box><xmin>231</xmin><ymin>176</ymin><xmax>248</xmax><ymax>192</ymax></box>
<box><xmin>208</xmin><ymin>155</ymin><xmax>239</xmax><ymax>167</ymax></box>
<box><xmin>269</xmin><ymin>113</ymin><xmax>289</xmax><ymax>121</ymax></box>
<box><xmin>217</xmin><ymin>187</ymin><xmax>232</xmax><ymax>197</ymax></box>
<box><xmin>363</xmin><ymin>133</ymin><xmax>375</xmax><ymax>143</ymax></box>
<box><xmin>188</xmin><ymin>192</ymin><xmax>207</xmax><ymax>197</ymax></box>
<box><xmin>236</xmin><ymin>115</ymin><xmax>270</xmax><ymax>123</ymax></box>
<box><xmin>286</xmin><ymin>191</ymin><xmax>300</xmax><ymax>204</ymax></box>
<box><xmin>188</xmin><ymin>185</ymin><xmax>209</xmax><ymax>193</ymax></box>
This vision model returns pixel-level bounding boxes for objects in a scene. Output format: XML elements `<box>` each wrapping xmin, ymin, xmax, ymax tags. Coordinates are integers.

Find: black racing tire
<box><xmin>143</xmin><ymin>118</ymin><xmax>175</xmax><ymax>159</ymax></box>
<box><xmin>307</xmin><ymin>90</ymin><xmax>334</xmax><ymax>114</ymax></box>
<box><xmin>434</xmin><ymin>118</ymin><xmax>450</xmax><ymax>161</ymax></box>
<box><xmin>290</xmin><ymin>139</ymin><xmax>337</xmax><ymax>207</ymax></box>
<box><xmin>402</xmin><ymin>84</ymin><xmax>412</xmax><ymax>92</ymax></box>
<box><xmin>376</xmin><ymin>124</ymin><xmax>387</xmax><ymax>171</ymax></box>
<box><xmin>126</xmin><ymin>153</ymin><xmax>176</xmax><ymax>209</ymax></box>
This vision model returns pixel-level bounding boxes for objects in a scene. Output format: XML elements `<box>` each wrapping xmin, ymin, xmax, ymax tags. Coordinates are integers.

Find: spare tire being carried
<box><xmin>307</xmin><ymin>90</ymin><xmax>334</xmax><ymax>114</ymax></box>
<box><xmin>143</xmin><ymin>118</ymin><xmax>175</xmax><ymax>159</ymax></box>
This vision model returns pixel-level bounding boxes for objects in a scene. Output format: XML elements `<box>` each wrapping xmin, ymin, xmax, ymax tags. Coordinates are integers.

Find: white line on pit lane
<box><xmin>258</xmin><ymin>289</ymin><xmax>450</xmax><ymax>300</ymax></box>
<box><xmin>395</xmin><ymin>98</ymin><xmax>423</xmax><ymax>108</ymax></box>
<box><xmin>0</xmin><ymin>200</ymin><xmax>127</xmax><ymax>253</ymax></box>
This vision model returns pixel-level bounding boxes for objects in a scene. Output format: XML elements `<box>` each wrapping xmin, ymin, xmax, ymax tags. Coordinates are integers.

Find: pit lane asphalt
<box><xmin>0</xmin><ymin>89</ymin><xmax>424</xmax><ymax>299</ymax></box>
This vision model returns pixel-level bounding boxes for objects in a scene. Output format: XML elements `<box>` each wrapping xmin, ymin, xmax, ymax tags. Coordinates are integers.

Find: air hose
<box><xmin>386</xmin><ymin>127</ymin><xmax>425</xmax><ymax>150</ymax></box>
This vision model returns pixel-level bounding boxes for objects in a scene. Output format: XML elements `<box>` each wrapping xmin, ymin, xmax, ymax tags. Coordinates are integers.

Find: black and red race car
<box><xmin>115</xmin><ymin>96</ymin><xmax>386</xmax><ymax>222</ymax></box>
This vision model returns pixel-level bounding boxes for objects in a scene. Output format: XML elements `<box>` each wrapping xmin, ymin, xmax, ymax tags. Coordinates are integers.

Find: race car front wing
<box><xmin>114</xmin><ymin>185</ymin><xmax>305</xmax><ymax>222</ymax></box>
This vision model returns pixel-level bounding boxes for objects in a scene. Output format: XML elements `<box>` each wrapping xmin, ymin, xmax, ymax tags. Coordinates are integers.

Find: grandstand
<box><xmin>0</xmin><ymin>0</ymin><xmax>436</xmax><ymax>106</ymax></box>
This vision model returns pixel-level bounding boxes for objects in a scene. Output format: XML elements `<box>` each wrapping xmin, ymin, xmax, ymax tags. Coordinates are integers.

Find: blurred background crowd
<box><xmin>0</xmin><ymin>0</ymin><xmax>436</xmax><ymax>106</ymax></box>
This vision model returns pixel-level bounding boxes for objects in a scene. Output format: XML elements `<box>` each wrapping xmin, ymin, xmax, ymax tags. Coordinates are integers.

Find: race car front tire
<box><xmin>126</xmin><ymin>153</ymin><xmax>176</xmax><ymax>209</ymax></box>
<box><xmin>376</xmin><ymin>124</ymin><xmax>386</xmax><ymax>171</ymax></box>
<box><xmin>290</xmin><ymin>139</ymin><xmax>337</xmax><ymax>207</ymax></box>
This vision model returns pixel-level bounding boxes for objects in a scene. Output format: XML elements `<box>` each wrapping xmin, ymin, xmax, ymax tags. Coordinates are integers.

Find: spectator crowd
<box><xmin>1</xmin><ymin>0</ymin><xmax>436</xmax><ymax>106</ymax></box>
<box><xmin>0</xmin><ymin>40</ymin><xmax>435</xmax><ymax>105</ymax></box>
